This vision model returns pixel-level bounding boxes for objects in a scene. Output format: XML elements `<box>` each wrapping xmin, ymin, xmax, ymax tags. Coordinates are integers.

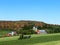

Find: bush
<box><xmin>17</xmin><ymin>29</ymin><xmax>35</xmax><ymax>35</ymax></box>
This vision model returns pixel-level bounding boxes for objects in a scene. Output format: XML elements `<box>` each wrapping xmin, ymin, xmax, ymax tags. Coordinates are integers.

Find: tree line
<box><xmin>0</xmin><ymin>21</ymin><xmax>60</xmax><ymax>34</ymax></box>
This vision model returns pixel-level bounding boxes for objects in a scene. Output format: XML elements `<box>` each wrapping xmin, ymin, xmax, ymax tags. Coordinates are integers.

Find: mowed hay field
<box><xmin>0</xmin><ymin>33</ymin><xmax>60</xmax><ymax>45</ymax></box>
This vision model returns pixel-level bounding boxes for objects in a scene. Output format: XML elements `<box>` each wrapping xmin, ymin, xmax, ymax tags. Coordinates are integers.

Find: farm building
<box><xmin>36</xmin><ymin>30</ymin><xmax>47</xmax><ymax>34</ymax></box>
<box><xmin>33</xmin><ymin>26</ymin><xmax>47</xmax><ymax>34</ymax></box>
<box><xmin>8</xmin><ymin>31</ymin><xmax>17</xmax><ymax>36</ymax></box>
<box><xmin>5</xmin><ymin>31</ymin><xmax>17</xmax><ymax>37</ymax></box>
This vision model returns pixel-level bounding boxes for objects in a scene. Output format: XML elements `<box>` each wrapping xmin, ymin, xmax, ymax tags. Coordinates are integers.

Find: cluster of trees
<box><xmin>38</xmin><ymin>23</ymin><xmax>60</xmax><ymax>33</ymax></box>
<box><xmin>0</xmin><ymin>21</ymin><xmax>25</xmax><ymax>30</ymax></box>
<box><xmin>0</xmin><ymin>20</ymin><xmax>60</xmax><ymax>34</ymax></box>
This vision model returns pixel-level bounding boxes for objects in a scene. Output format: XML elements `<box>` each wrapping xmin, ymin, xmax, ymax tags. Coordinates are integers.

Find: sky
<box><xmin>0</xmin><ymin>0</ymin><xmax>60</xmax><ymax>24</ymax></box>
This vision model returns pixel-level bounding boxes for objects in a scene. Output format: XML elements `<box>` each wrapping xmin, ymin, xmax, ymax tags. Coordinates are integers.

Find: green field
<box><xmin>0</xmin><ymin>33</ymin><xmax>60</xmax><ymax>45</ymax></box>
<box><xmin>0</xmin><ymin>30</ymin><xmax>11</xmax><ymax>35</ymax></box>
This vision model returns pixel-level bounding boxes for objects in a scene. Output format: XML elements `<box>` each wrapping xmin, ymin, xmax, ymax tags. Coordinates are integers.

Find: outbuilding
<box><xmin>36</xmin><ymin>30</ymin><xmax>47</xmax><ymax>34</ymax></box>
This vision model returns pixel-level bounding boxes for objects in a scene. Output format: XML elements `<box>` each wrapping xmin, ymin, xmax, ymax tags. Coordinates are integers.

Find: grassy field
<box><xmin>0</xmin><ymin>33</ymin><xmax>60</xmax><ymax>45</ymax></box>
<box><xmin>0</xmin><ymin>30</ymin><xmax>11</xmax><ymax>36</ymax></box>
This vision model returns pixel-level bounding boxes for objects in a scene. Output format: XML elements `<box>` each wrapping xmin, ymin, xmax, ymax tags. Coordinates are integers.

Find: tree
<box><xmin>17</xmin><ymin>29</ymin><xmax>35</xmax><ymax>40</ymax></box>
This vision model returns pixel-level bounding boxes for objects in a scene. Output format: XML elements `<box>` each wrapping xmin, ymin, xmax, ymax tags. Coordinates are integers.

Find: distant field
<box><xmin>0</xmin><ymin>30</ymin><xmax>11</xmax><ymax>36</ymax></box>
<box><xmin>0</xmin><ymin>33</ymin><xmax>60</xmax><ymax>45</ymax></box>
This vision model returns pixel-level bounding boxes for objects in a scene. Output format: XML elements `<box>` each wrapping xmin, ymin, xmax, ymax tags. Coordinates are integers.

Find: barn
<box><xmin>36</xmin><ymin>30</ymin><xmax>47</xmax><ymax>34</ymax></box>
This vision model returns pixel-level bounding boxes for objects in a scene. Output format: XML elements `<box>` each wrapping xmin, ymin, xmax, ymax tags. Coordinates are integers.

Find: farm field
<box><xmin>0</xmin><ymin>33</ymin><xmax>60</xmax><ymax>45</ymax></box>
<box><xmin>0</xmin><ymin>30</ymin><xmax>11</xmax><ymax>35</ymax></box>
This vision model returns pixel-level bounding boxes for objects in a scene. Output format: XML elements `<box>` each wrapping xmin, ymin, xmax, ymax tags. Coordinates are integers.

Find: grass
<box><xmin>0</xmin><ymin>30</ymin><xmax>11</xmax><ymax>36</ymax></box>
<box><xmin>0</xmin><ymin>33</ymin><xmax>60</xmax><ymax>45</ymax></box>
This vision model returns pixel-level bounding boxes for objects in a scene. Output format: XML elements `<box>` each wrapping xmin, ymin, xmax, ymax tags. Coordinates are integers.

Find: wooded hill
<box><xmin>0</xmin><ymin>20</ymin><xmax>60</xmax><ymax>33</ymax></box>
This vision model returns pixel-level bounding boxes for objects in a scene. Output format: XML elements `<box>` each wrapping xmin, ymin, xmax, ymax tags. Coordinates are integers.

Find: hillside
<box><xmin>0</xmin><ymin>20</ymin><xmax>45</xmax><ymax>30</ymax></box>
<box><xmin>0</xmin><ymin>20</ymin><xmax>60</xmax><ymax>33</ymax></box>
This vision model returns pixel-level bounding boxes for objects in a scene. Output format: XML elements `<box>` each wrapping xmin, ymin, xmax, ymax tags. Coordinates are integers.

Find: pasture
<box><xmin>0</xmin><ymin>33</ymin><xmax>60</xmax><ymax>45</ymax></box>
<box><xmin>0</xmin><ymin>30</ymin><xmax>11</xmax><ymax>35</ymax></box>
